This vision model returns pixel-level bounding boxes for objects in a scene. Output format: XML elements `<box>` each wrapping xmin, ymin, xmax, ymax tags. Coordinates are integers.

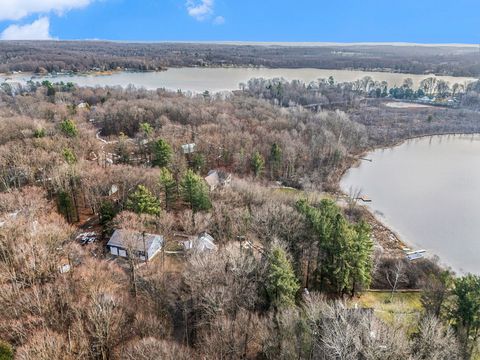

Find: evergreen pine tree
<box><xmin>180</xmin><ymin>169</ymin><xmax>211</xmax><ymax>213</ymax></box>
<box><xmin>126</xmin><ymin>185</ymin><xmax>161</xmax><ymax>216</ymax></box>
<box><xmin>151</xmin><ymin>138</ymin><xmax>172</xmax><ymax>167</ymax></box>
<box><xmin>251</xmin><ymin>151</ymin><xmax>265</xmax><ymax>177</ymax></box>
<box><xmin>296</xmin><ymin>198</ymin><xmax>373</xmax><ymax>296</ymax></box>
<box><xmin>269</xmin><ymin>143</ymin><xmax>282</xmax><ymax>179</ymax></box>
<box><xmin>265</xmin><ymin>246</ymin><xmax>300</xmax><ymax>308</ymax></box>
<box><xmin>159</xmin><ymin>167</ymin><xmax>177</xmax><ymax>211</ymax></box>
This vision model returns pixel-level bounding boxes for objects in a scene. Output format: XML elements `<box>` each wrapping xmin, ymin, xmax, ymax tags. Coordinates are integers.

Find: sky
<box><xmin>0</xmin><ymin>0</ymin><xmax>479</xmax><ymax>43</ymax></box>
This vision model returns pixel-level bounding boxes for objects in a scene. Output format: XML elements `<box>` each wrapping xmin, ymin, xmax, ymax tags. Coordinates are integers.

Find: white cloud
<box><xmin>0</xmin><ymin>17</ymin><xmax>52</xmax><ymax>40</ymax></box>
<box><xmin>186</xmin><ymin>0</ymin><xmax>214</xmax><ymax>21</ymax></box>
<box><xmin>213</xmin><ymin>15</ymin><xmax>225</xmax><ymax>25</ymax></box>
<box><xmin>0</xmin><ymin>0</ymin><xmax>95</xmax><ymax>21</ymax></box>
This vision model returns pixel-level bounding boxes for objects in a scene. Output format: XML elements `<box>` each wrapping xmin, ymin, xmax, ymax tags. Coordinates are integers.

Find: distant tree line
<box><xmin>245</xmin><ymin>75</ymin><xmax>474</xmax><ymax>108</ymax></box>
<box><xmin>1</xmin><ymin>41</ymin><xmax>479</xmax><ymax>76</ymax></box>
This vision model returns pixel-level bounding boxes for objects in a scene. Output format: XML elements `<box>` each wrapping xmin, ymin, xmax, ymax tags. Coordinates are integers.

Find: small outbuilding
<box><xmin>183</xmin><ymin>232</ymin><xmax>217</xmax><ymax>252</ymax></box>
<box><xmin>204</xmin><ymin>170</ymin><xmax>232</xmax><ymax>191</ymax></box>
<box><xmin>107</xmin><ymin>229</ymin><xmax>164</xmax><ymax>261</ymax></box>
<box><xmin>182</xmin><ymin>143</ymin><xmax>196</xmax><ymax>154</ymax></box>
<box><xmin>108</xmin><ymin>184</ymin><xmax>119</xmax><ymax>196</ymax></box>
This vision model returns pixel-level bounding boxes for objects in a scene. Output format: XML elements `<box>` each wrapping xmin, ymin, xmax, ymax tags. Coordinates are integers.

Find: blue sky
<box><xmin>0</xmin><ymin>0</ymin><xmax>479</xmax><ymax>43</ymax></box>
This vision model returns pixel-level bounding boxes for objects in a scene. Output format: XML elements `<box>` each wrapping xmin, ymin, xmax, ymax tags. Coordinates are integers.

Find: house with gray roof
<box><xmin>107</xmin><ymin>229</ymin><xmax>164</xmax><ymax>261</ymax></box>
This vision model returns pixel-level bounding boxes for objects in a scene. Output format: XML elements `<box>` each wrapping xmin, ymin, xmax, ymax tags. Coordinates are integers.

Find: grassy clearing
<box><xmin>351</xmin><ymin>290</ymin><xmax>423</xmax><ymax>331</ymax></box>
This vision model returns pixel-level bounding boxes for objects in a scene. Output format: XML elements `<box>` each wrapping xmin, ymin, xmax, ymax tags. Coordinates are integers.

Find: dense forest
<box><xmin>244</xmin><ymin>76</ymin><xmax>480</xmax><ymax>144</ymax></box>
<box><xmin>1</xmin><ymin>72</ymin><xmax>480</xmax><ymax>359</ymax></box>
<box><xmin>1</xmin><ymin>41</ymin><xmax>480</xmax><ymax>76</ymax></box>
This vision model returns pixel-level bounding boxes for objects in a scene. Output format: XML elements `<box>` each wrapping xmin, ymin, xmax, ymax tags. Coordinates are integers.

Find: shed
<box><xmin>108</xmin><ymin>184</ymin><xmax>119</xmax><ymax>196</ymax></box>
<box><xmin>204</xmin><ymin>170</ymin><xmax>232</xmax><ymax>191</ymax></box>
<box><xmin>107</xmin><ymin>229</ymin><xmax>164</xmax><ymax>261</ymax></box>
<box><xmin>182</xmin><ymin>143</ymin><xmax>196</xmax><ymax>154</ymax></box>
<box><xmin>183</xmin><ymin>232</ymin><xmax>217</xmax><ymax>252</ymax></box>
<box><xmin>204</xmin><ymin>171</ymin><xmax>220</xmax><ymax>191</ymax></box>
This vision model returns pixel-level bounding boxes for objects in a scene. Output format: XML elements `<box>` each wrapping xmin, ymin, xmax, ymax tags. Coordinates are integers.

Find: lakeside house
<box><xmin>107</xmin><ymin>229</ymin><xmax>164</xmax><ymax>261</ymax></box>
<box><xmin>418</xmin><ymin>96</ymin><xmax>432</xmax><ymax>102</ymax></box>
<box><xmin>183</xmin><ymin>232</ymin><xmax>217</xmax><ymax>252</ymax></box>
<box><xmin>204</xmin><ymin>170</ymin><xmax>232</xmax><ymax>191</ymax></box>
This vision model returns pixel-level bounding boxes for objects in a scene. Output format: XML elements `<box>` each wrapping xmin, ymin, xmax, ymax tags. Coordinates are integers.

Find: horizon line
<box><xmin>1</xmin><ymin>39</ymin><xmax>479</xmax><ymax>48</ymax></box>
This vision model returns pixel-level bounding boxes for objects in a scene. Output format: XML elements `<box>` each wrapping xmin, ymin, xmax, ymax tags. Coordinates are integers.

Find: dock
<box><xmin>405</xmin><ymin>249</ymin><xmax>427</xmax><ymax>261</ymax></box>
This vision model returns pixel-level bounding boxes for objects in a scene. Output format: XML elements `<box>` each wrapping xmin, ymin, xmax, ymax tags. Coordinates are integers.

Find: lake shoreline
<box><xmin>336</xmin><ymin>132</ymin><xmax>480</xmax><ymax>274</ymax></box>
<box><xmin>1</xmin><ymin>63</ymin><xmax>477</xmax><ymax>79</ymax></box>
<box><xmin>333</xmin><ymin>130</ymin><xmax>480</xmax><ymax>189</ymax></box>
<box><xmin>2</xmin><ymin>67</ymin><xmax>475</xmax><ymax>93</ymax></box>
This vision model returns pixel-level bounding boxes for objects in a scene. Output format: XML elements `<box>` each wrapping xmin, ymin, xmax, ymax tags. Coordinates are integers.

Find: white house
<box><xmin>107</xmin><ymin>229</ymin><xmax>164</xmax><ymax>261</ymax></box>
<box><xmin>183</xmin><ymin>232</ymin><xmax>217</xmax><ymax>252</ymax></box>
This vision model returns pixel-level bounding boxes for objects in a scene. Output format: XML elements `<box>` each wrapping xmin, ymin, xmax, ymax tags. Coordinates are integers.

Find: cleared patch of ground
<box><xmin>352</xmin><ymin>290</ymin><xmax>423</xmax><ymax>332</ymax></box>
<box><xmin>385</xmin><ymin>101</ymin><xmax>433</xmax><ymax>109</ymax></box>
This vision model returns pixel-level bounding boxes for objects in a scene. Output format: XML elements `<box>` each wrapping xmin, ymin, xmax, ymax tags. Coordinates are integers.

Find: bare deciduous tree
<box><xmin>385</xmin><ymin>260</ymin><xmax>407</xmax><ymax>301</ymax></box>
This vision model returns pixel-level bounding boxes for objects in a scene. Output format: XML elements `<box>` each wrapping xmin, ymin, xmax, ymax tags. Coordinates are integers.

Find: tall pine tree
<box><xmin>296</xmin><ymin>198</ymin><xmax>373</xmax><ymax>296</ymax></box>
<box><xmin>251</xmin><ymin>151</ymin><xmax>265</xmax><ymax>177</ymax></box>
<box><xmin>180</xmin><ymin>169</ymin><xmax>211</xmax><ymax>213</ymax></box>
<box><xmin>265</xmin><ymin>246</ymin><xmax>299</xmax><ymax>309</ymax></box>
<box><xmin>269</xmin><ymin>143</ymin><xmax>282</xmax><ymax>179</ymax></box>
<box><xmin>151</xmin><ymin>138</ymin><xmax>172</xmax><ymax>168</ymax></box>
<box><xmin>159</xmin><ymin>167</ymin><xmax>177</xmax><ymax>211</ymax></box>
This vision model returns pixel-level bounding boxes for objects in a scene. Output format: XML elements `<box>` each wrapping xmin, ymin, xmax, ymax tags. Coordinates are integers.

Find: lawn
<box><xmin>352</xmin><ymin>290</ymin><xmax>423</xmax><ymax>331</ymax></box>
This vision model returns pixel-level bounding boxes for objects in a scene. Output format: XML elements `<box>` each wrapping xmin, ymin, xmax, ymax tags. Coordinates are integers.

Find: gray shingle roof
<box><xmin>107</xmin><ymin>229</ymin><xmax>163</xmax><ymax>252</ymax></box>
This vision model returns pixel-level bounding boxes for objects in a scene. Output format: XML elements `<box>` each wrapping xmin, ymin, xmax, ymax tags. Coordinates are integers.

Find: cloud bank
<box><xmin>0</xmin><ymin>0</ymin><xmax>95</xmax><ymax>21</ymax></box>
<box><xmin>0</xmin><ymin>0</ymin><xmax>99</xmax><ymax>40</ymax></box>
<box><xmin>0</xmin><ymin>17</ymin><xmax>52</xmax><ymax>40</ymax></box>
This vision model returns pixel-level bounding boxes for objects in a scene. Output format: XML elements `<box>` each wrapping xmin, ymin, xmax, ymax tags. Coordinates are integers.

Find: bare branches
<box><xmin>385</xmin><ymin>260</ymin><xmax>407</xmax><ymax>301</ymax></box>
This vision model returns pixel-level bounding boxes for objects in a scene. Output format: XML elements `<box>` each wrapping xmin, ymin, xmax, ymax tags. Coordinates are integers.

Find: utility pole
<box><xmin>142</xmin><ymin>230</ymin><xmax>147</xmax><ymax>264</ymax></box>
